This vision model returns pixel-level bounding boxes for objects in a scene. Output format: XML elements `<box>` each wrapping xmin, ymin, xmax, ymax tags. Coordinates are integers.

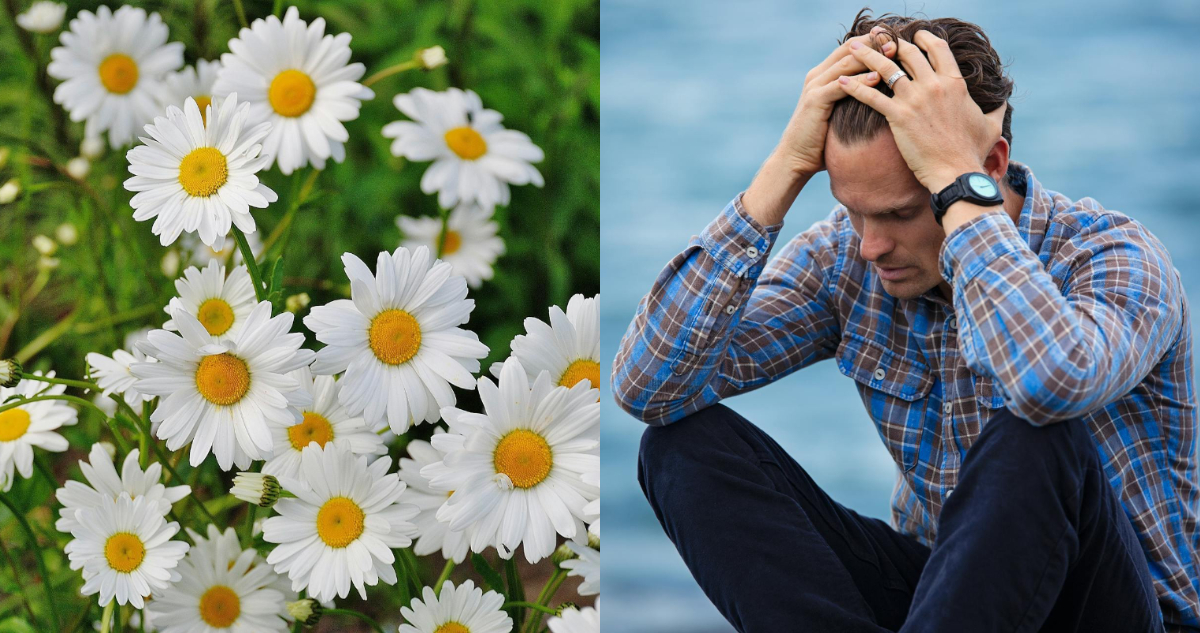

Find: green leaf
<box><xmin>470</xmin><ymin>553</ymin><xmax>506</xmax><ymax>595</ymax></box>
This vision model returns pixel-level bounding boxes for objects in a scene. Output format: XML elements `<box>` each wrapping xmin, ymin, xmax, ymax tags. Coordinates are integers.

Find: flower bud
<box><xmin>416</xmin><ymin>45</ymin><xmax>448</xmax><ymax>70</ymax></box>
<box><xmin>65</xmin><ymin>156</ymin><xmax>90</xmax><ymax>179</ymax></box>
<box><xmin>161</xmin><ymin>249</ymin><xmax>180</xmax><ymax>277</ymax></box>
<box><xmin>32</xmin><ymin>234</ymin><xmax>57</xmax><ymax>256</ymax></box>
<box><xmin>286</xmin><ymin>599</ymin><xmax>322</xmax><ymax>626</ymax></box>
<box><xmin>552</xmin><ymin>541</ymin><xmax>577</xmax><ymax>566</ymax></box>
<box><xmin>0</xmin><ymin>180</ymin><xmax>20</xmax><ymax>204</ymax></box>
<box><xmin>80</xmin><ymin>135</ymin><xmax>105</xmax><ymax>160</ymax></box>
<box><xmin>285</xmin><ymin>292</ymin><xmax>310</xmax><ymax>313</ymax></box>
<box><xmin>0</xmin><ymin>359</ymin><xmax>21</xmax><ymax>388</ymax></box>
<box><xmin>54</xmin><ymin>222</ymin><xmax>79</xmax><ymax>246</ymax></box>
<box><xmin>231</xmin><ymin>472</ymin><xmax>281</xmax><ymax>508</ymax></box>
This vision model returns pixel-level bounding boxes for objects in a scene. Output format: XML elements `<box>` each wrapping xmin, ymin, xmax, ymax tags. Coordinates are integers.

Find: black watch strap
<box><xmin>930</xmin><ymin>172</ymin><xmax>1004</xmax><ymax>226</ymax></box>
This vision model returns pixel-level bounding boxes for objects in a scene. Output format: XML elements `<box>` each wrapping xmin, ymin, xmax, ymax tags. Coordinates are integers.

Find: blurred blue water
<box><xmin>600</xmin><ymin>0</ymin><xmax>1200</xmax><ymax>631</ymax></box>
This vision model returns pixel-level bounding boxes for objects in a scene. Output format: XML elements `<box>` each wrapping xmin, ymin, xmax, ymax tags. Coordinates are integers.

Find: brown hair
<box><xmin>829</xmin><ymin>9</ymin><xmax>1014</xmax><ymax>153</ymax></box>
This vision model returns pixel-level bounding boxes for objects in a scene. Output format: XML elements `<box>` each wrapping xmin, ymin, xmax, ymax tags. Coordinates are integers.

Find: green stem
<box><xmin>435</xmin><ymin>205</ymin><xmax>451</xmax><ymax>259</ymax></box>
<box><xmin>0</xmin><ymin>393</ymin><xmax>108</xmax><ymax>417</ymax></box>
<box><xmin>523</xmin><ymin>569</ymin><xmax>567</xmax><ymax>633</ymax></box>
<box><xmin>14</xmin><ymin>309</ymin><xmax>78</xmax><ymax>363</ymax></box>
<box><xmin>139</xmin><ymin>401</ymin><xmax>152</xmax><ymax>469</ymax></box>
<box><xmin>0</xmin><ymin>537</ymin><xmax>38</xmax><ymax>625</ymax></box>
<box><xmin>98</xmin><ymin>601</ymin><xmax>115</xmax><ymax>633</ymax></box>
<box><xmin>0</xmin><ymin>493</ymin><xmax>61</xmax><ymax>632</ymax></box>
<box><xmin>362</xmin><ymin>60</ymin><xmax>420</xmax><ymax>88</ymax></box>
<box><xmin>259</xmin><ymin>169</ymin><xmax>317</xmax><ymax>257</ymax></box>
<box><xmin>503</xmin><ymin>601</ymin><xmax>560</xmax><ymax>616</ymax></box>
<box><xmin>323</xmin><ymin>608</ymin><xmax>386</xmax><ymax>633</ymax></box>
<box><xmin>273</xmin><ymin>0</ymin><xmax>283</xmax><ymax>17</ymax></box>
<box><xmin>231</xmin><ymin>225</ymin><xmax>266</xmax><ymax>301</ymax></box>
<box><xmin>122</xmin><ymin>412</ymin><xmax>219</xmax><ymax>525</ymax></box>
<box><xmin>18</xmin><ymin>370</ymin><xmax>98</xmax><ymax>392</ymax></box>
<box><xmin>432</xmin><ymin>559</ymin><xmax>456</xmax><ymax>595</ymax></box>
<box><xmin>230</xmin><ymin>0</ymin><xmax>248</xmax><ymax>29</ymax></box>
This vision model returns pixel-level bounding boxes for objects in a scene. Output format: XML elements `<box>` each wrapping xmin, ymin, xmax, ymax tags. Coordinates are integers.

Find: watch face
<box><xmin>968</xmin><ymin>173</ymin><xmax>998</xmax><ymax>198</ymax></box>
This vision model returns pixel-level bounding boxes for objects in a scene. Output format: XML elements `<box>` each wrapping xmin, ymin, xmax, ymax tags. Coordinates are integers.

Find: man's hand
<box><xmin>838</xmin><ymin>29</ymin><xmax>1005</xmax><ymax>193</ymax></box>
<box><xmin>742</xmin><ymin>31</ymin><xmax>896</xmax><ymax>226</ymax></box>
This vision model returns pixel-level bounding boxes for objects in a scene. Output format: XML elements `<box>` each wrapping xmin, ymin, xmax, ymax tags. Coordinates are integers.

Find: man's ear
<box><xmin>984</xmin><ymin>135</ymin><xmax>1010</xmax><ymax>187</ymax></box>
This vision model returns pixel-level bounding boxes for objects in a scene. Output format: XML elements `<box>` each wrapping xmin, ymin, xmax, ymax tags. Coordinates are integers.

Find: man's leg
<box><xmin>638</xmin><ymin>403</ymin><xmax>931</xmax><ymax>633</ymax></box>
<box><xmin>901</xmin><ymin>408</ymin><xmax>1164</xmax><ymax>633</ymax></box>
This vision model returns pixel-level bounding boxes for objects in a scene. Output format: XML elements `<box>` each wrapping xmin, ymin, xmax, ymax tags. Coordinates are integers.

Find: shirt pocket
<box><xmin>836</xmin><ymin>331</ymin><xmax>935</xmax><ymax>472</ymax></box>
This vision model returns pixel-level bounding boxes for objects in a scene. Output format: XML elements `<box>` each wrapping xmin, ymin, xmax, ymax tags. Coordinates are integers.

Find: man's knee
<box><xmin>966</xmin><ymin>407</ymin><xmax>1099</xmax><ymax>479</ymax></box>
<box><xmin>638</xmin><ymin>403</ymin><xmax>750</xmax><ymax>499</ymax></box>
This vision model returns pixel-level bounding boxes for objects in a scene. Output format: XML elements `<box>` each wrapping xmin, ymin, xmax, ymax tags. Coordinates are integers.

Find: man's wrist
<box><xmin>742</xmin><ymin>150</ymin><xmax>811</xmax><ymax>227</ymax></box>
<box><xmin>925</xmin><ymin>163</ymin><xmax>986</xmax><ymax>194</ymax></box>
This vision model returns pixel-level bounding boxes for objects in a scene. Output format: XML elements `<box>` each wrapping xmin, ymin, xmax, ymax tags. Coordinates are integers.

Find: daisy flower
<box><xmin>399</xmin><ymin>580</ymin><xmax>512</xmax><ymax>633</ymax></box>
<box><xmin>262</xmin><ymin>444</ymin><xmax>419</xmax><ymax>602</ymax></box>
<box><xmin>64</xmin><ymin>493</ymin><xmax>189</xmax><ymax>609</ymax></box>
<box><xmin>494</xmin><ymin>294</ymin><xmax>601</xmax><ymax>400</ymax></box>
<box><xmin>183</xmin><ymin>228</ymin><xmax>262</xmax><ymax>268</ymax></box>
<box><xmin>161</xmin><ymin>60</ymin><xmax>222</xmax><ymax>124</ymax></box>
<box><xmin>397</xmin><ymin>203</ymin><xmax>505</xmax><ymax>288</ymax></box>
<box><xmin>147</xmin><ymin>524</ymin><xmax>293</xmax><ymax>632</ymax></box>
<box><xmin>0</xmin><ymin>371</ymin><xmax>78</xmax><ymax>491</ymax></box>
<box><xmin>561</xmin><ymin>540</ymin><xmax>600</xmax><ymax>596</ymax></box>
<box><xmin>548</xmin><ymin>605</ymin><xmax>599</xmax><ymax>633</ymax></box>
<box><xmin>428</xmin><ymin>357</ymin><xmax>600</xmax><ymax>563</ymax></box>
<box><xmin>213</xmin><ymin>6</ymin><xmax>374</xmax><ymax>175</ymax></box>
<box><xmin>398</xmin><ymin>436</ymin><xmax>469</xmax><ymax>563</ymax></box>
<box><xmin>16</xmin><ymin>1</ymin><xmax>66</xmax><ymax>34</ymax></box>
<box><xmin>303</xmin><ymin>246</ymin><xmax>489</xmax><ymax>433</ymax></box>
<box><xmin>86</xmin><ymin>327</ymin><xmax>157</xmax><ymax>408</ymax></box>
<box><xmin>382</xmin><ymin>87</ymin><xmax>544</xmax><ymax>210</ymax></box>
<box><xmin>262</xmin><ymin>366</ymin><xmax>386</xmax><ymax>481</ymax></box>
<box><xmin>163</xmin><ymin>260</ymin><xmax>257</xmax><ymax>341</ymax></box>
<box><xmin>126</xmin><ymin>94</ymin><xmax>277</xmax><ymax>249</ymax></box>
<box><xmin>48</xmin><ymin>5</ymin><xmax>184</xmax><ymax>148</ymax></box>
<box><xmin>56</xmin><ymin>443</ymin><xmax>190</xmax><ymax>535</ymax></box>
<box><xmin>131</xmin><ymin>301</ymin><xmax>314</xmax><ymax>470</ymax></box>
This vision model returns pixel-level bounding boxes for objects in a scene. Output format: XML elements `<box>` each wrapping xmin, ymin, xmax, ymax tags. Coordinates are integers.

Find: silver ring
<box><xmin>885</xmin><ymin>69</ymin><xmax>908</xmax><ymax>89</ymax></box>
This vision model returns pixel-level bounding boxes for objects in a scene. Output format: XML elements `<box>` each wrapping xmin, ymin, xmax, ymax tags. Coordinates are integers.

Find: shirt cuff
<box><xmin>699</xmin><ymin>192</ymin><xmax>783</xmax><ymax>279</ymax></box>
<box><xmin>939</xmin><ymin>208</ymin><xmax>1024</xmax><ymax>284</ymax></box>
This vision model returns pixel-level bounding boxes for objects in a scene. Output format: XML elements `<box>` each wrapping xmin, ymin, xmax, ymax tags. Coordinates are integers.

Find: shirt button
<box><xmin>873</xmin><ymin>367</ymin><xmax>886</xmax><ymax>380</ymax></box>
<box><xmin>746</xmin><ymin>245</ymin><xmax>760</xmax><ymax>259</ymax></box>
<box><xmin>948</xmin><ymin>316</ymin><xmax>957</xmax><ymax>330</ymax></box>
<box><xmin>943</xmin><ymin>402</ymin><xmax>952</xmax><ymax>413</ymax></box>
<box><xmin>724</xmin><ymin>304</ymin><xmax>736</xmax><ymax>315</ymax></box>
<box><xmin>946</xmin><ymin>488</ymin><xmax>954</xmax><ymax>499</ymax></box>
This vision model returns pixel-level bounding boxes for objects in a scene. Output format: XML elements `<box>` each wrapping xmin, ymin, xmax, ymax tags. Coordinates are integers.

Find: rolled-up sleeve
<box><xmin>940</xmin><ymin>206</ymin><xmax>1185</xmax><ymax>425</ymax></box>
<box><xmin>612</xmin><ymin>193</ymin><xmax>843</xmax><ymax>425</ymax></box>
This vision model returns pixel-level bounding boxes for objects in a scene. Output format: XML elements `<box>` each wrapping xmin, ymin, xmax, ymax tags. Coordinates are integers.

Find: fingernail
<box><xmin>838</xmin><ymin>76</ymin><xmax>849</xmax><ymax>85</ymax></box>
<box><xmin>883</xmin><ymin>42</ymin><xmax>895</xmax><ymax>53</ymax></box>
<box><xmin>851</xmin><ymin>41</ymin><xmax>862</xmax><ymax>50</ymax></box>
<box><xmin>867</xmin><ymin>72</ymin><xmax>878</xmax><ymax>80</ymax></box>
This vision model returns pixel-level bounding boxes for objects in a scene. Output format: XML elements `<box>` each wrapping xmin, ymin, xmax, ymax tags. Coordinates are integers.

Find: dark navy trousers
<box><xmin>638</xmin><ymin>404</ymin><xmax>1165</xmax><ymax>632</ymax></box>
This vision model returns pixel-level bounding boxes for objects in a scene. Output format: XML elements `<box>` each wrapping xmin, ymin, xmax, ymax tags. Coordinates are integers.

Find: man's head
<box><xmin>825</xmin><ymin>9</ymin><xmax>1016</xmax><ymax>300</ymax></box>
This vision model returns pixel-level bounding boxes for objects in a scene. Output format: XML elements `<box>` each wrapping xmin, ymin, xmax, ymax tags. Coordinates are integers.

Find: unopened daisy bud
<box><xmin>552</xmin><ymin>541</ymin><xmax>577</xmax><ymax>566</ymax></box>
<box><xmin>32</xmin><ymin>234</ymin><xmax>57</xmax><ymax>256</ymax></box>
<box><xmin>415</xmin><ymin>45</ymin><xmax>448</xmax><ymax>70</ymax></box>
<box><xmin>286</xmin><ymin>599</ymin><xmax>322</xmax><ymax>626</ymax></box>
<box><xmin>0</xmin><ymin>359</ymin><xmax>21</xmax><ymax>388</ymax></box>
<box><xmin>232</xmin><ymin>472</ymin><xmax>281</xmax><ymax>507</ymax></box>
<box><xmin>588</xmin><ymin>531</ymin><xmax>600</xmax><ymax>550</ymax></box>
<box><xmin>555</xmin><ymin>602</ymin><xmax>577</xmax><ymax>616</ymax></box>
<box><xmin>38</xmin><ymin>256</ymin><xmax>60</xmax><ymax>270</ymax></box>
<box><xmin>65</xmin><ymin>156</ymin><xmax>90</xmax><ymax>179</ymax></box>
<box><xmin>15</xmin><ymin>1</ymin><xmax>65</xmax><ymax>34</ymax></box>
<box><xmin>160</xmin><ymin>249</ymin><xmax>180</xmax><ymax>277</ymax></box>
<box><xmin>0</xmin><ymin>179</ymin><xmax>19</xmax><ymax>204</ymax></box>
<box><xmin>285</xmin><ymin>292</ymin><xmax>310</xmax><ymax>313</ymax></box>
<box><xmin>80</xmin><ymin>135</ymin><xmax>105</xmax><ymax>160</ymax></box>
<box><xmin>54</xmin><ymin>222</ymin><xmax>79</xmax><ymax>246</ymax></box>
<box><xmin>97</xmin><ymin>441</ymin><xmax>117</xmax><ymax>460</ymax></box>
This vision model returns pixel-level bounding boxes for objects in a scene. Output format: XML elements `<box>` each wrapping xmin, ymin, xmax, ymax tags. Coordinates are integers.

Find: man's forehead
<box><xmin>831</xmin><ymin>188</ymin><xmax>928</xmax><ymax>215</ymax></box>
<box><xmin>826</xmin><ymin>131</ymin><xmax>927</xmax><ymax>214</ymax></box>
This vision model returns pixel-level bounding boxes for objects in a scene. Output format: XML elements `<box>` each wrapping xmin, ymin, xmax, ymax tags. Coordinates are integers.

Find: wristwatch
<box><xmin>930</xmin><ymin>172</ymin><xmax>1004</xmax><ymax>226</ymax></box>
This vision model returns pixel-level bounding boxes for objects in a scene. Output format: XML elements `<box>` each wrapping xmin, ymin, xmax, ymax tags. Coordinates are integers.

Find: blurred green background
<box><xmin>0</xmin><ymin>0</ymin><xmax>598</xmax><ymax>630</ymax></box>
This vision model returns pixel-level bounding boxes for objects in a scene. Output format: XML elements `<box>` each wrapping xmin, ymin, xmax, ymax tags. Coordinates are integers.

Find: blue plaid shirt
<box><xmin>612</xmin><ymin>161</ymin><xmax>1200</xmax><ymax>630</ymax></box>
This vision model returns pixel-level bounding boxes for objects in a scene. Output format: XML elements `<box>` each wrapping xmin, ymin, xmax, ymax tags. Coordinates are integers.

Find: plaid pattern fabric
<box><xmin>612</xmin><ymin>161</ymin><xmax>1200</xmax><ymax>630</ymax></box>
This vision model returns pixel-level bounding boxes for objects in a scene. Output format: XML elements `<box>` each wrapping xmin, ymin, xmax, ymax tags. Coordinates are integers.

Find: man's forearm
<box><xmin>741</xmin><ymin>150</ymin><xmax>812</xmax><ymax>228</ymax></box>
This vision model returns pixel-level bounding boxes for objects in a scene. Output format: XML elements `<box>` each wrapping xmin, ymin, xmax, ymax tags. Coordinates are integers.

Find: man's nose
<box><xmin>859</xmin><ymin>221</ymin><xmax>894</xmax><ymax>262</ymax></box>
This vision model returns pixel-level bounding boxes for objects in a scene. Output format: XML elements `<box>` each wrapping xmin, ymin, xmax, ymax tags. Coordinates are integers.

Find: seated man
<box><xmin>612</xmin><ymin>9</ymin><xmax>1198</xmax><ymax>633</ymax></box>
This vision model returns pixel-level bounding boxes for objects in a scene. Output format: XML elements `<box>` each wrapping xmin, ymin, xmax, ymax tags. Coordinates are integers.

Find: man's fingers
<box><xmin>810</xmin><ymin>32</ymin><xmax>890</xmax><ymax>82</ymax></box>
<box><xmin>835</xmin><ymin>70</ymin><xmax>892</xmax><ymax>114</ymax></box>
<box><xmin>848</xmin><ymin>40</ymin><xmax>909</xmax><ymax>94</ymax></box>
<box><xmin>912</xmin><ymin>30</ymin><xmax>960</xmax><ymax>77</ymax></box>
<box><xmin>892</xmin><ymin>37</ymin><xmax>935</xmax><ymax>81</ymax></box>
<box><xmin>985</xmin><ymin>101</ymin><xmax>1007</xmax><ymax>139</ymax></box>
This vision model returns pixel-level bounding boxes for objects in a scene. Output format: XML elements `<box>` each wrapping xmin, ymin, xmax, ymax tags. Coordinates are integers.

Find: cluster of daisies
<box><xmin>2</xmin><ymin>1</ymin><xmax>598</xmax><ymax>631</ymax></box>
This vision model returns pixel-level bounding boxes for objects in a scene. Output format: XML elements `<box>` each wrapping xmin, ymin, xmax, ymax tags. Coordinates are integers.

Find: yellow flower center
<box><xmin>178</xmin><ymin>147</ymin><xmax>229</xmax><ymax>198</ymax></box>
<box><xmin>98</xmin><ymin>53</ymin><xmax>139</xmax><ymax>94</ymax></box>
<box><xmin>194</xmin><ymin>95</ymin><xmax>213</xmax><ymax>125</ymax></box>
<box><xmin>197</xmin><ymin>298</ymin><xmax>235</xmax><ymax>336</ymax></box>
<box><xmin>439</xmin><ymin>230</ymin><xmax>463</xmax><ymax>256</ymax></box>
<box><xmin>104</xmin><ymin>532</ymin><xmax>145</xmax><ymax>573</ymax></box>
<box><xmin>194</xmin><ymin>353</ymin><xmax>251</xmax><ymax>406</ymax></box>
<box><xmin>558</xmin><ymin>359</ymin><xmax>601</xmax><ymax>391</ymax></box>
<box><xmin>493</xmin><ymin>429</ymin><xmax>553</xmax><ymax>489</ymax></box>
<box><xmin>287</xmin><ymin>412</ymin><xmax>334</xmax><ymax>451</ymax></box>
<box><xmin>268</xmin><ymin>69</ymin><xmax>316</xmax><ymax>117</ymax></box>
<box><xmin>0</xmin><ymin>409</ymin><xmax>31</xmax><ymax>442</ymax></box>
<box><xmin>316</xmin><ymin>497</ymin><xmax>365</xmax><ymax>548</ymax></box>
<box><xmin>435</xmin><ymin>623</ymin><xmax>471</xmax><ymax>633</ymax></box>
<box><xmin>199</xmin><ymin>585</ymin><xmax>241</xmax><ymax>627</ymax></box>
<box><xmin>444</xmin><ymin>126</ymin><xmax>487</xmax><ymax>160</ymax></box>
<box><xmin>368</xmin><ymin>309</ymin><xmax>422</xmax><ymax>365</ymax></box>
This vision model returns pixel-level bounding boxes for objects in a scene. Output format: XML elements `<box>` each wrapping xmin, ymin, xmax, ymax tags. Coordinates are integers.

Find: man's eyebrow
<box><xmin>836</xmin><ymin>197</ymin><xmax>926</xmax><ymax>216</ymax></box>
